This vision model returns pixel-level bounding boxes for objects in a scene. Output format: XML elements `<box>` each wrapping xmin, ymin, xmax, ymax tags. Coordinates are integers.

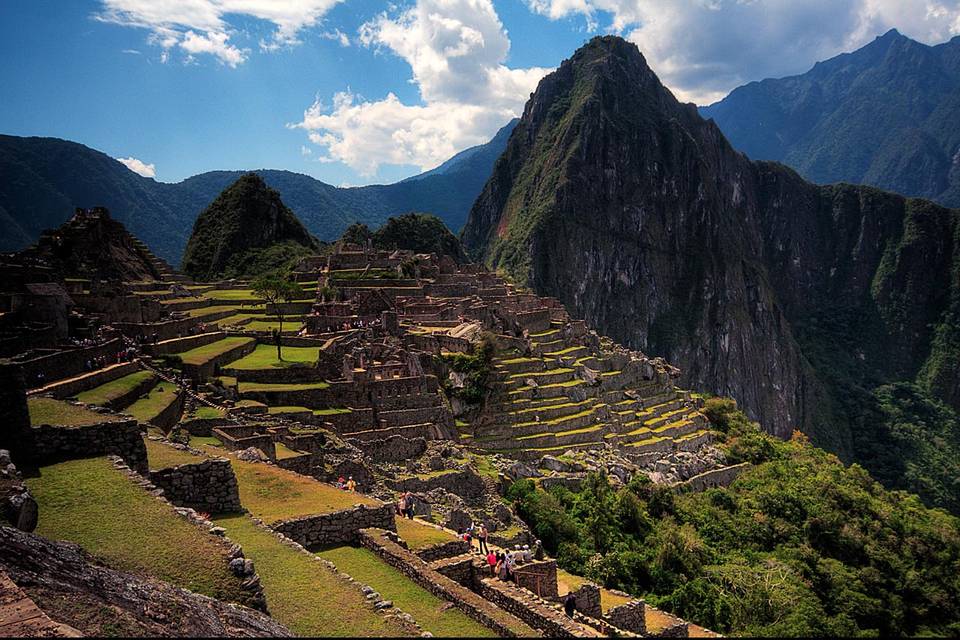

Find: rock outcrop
<box><xmin>0</xmin><ymin>525</ymin><xmax>292</xmax><ymax>637</ymax></box>
<box><xmin>181</xmin><ymin>173</ymin><xmax>320</xmax><ymax>280</ymax></box>
<box><xmin>463</xmin><ymin>36</ymin><xmax>960</xmax><ymax>465</ymax></box>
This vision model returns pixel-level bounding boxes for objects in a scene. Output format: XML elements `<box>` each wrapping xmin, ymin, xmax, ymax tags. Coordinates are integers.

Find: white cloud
<box><xmin>96</xmin><ymin>0</ymin><xmax>344</xmax><ymax>65</ymax></box>
<box><xmin>117</xmin><ymin>156</ymin><xmax>157</xmax><ymax>178</ymax></box>
<box><xmin>524</xmin><ymin>0</ymin><xmax>960</xmax><ymax>104</ymax></box>
<box><xmin>292</xmin><ymin>0</ymin><xmax>549</xmax><ymax>177</ymax></box>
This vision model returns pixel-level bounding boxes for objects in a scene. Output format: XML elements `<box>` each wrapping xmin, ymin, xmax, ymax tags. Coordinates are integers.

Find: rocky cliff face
<box><xmin>181</xmin><ymin>173</ymin><xmax>320</xmax><ymax>280</ymax></box>
<box><xmin>463</xmin><ymin>37</ymin><xmax>960</xmax><ymax>464</ymax></box>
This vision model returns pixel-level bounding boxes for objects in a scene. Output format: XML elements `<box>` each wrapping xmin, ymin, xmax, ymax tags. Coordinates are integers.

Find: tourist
<box><xmin>522</xmin><ymin>544</ymin><xmax>532</xmax><ymax>562</ymax></box>
<box><xmin>336</xmin><ymin>476</ymin><xmax>346</xmax><ymax>489</ymax></box>
<box><xmin>486</xmin><ymin>550</ymin><xmax>497</xmax><ymax>569</ymax></box>
<box><xmin>397</xmin><ymin>493</ymin><xmax>407</xmax><ymax>516</ymax></box>
<box><xmin>346</xmin><ymin>476</ymin><xmax>357</xmax><ymax>492</ymax></box>
<box><xmin>563</xmin><ymin>593</ymin><xmax>577</xmax><ymax>618</ymax></box>
<box><xmin>533</xmin><ymin>539</ymin><xmax>545</xmax><ymax>561</ymax></box>
<box><xmin>403</xmin><ymin>492</ymin><xmax>415</xmax><ymax>519</ymax></box>
<box><xmin>477</xmin><ymin>522</ymin><xmax>489</xmax><ymax>555</ymax></box>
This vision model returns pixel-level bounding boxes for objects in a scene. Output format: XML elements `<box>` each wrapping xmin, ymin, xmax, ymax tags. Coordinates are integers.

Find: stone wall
<box><xmin>40</xmin><ymin>361</ymin><xmax>140</xmax><ymax>399</ymax></box>
<box><xmin>0</xmin><ymin>450</ymin><xmax>37</xmax><ymax>532</ymax></box>
<box><xmin>679</xmin><ymin>463</ymin><xmax>749</xmax><ymax>493</ymax></box>
<box><xmin>429</xmin><ymin>554</ymin><xmax>476</xmax><ymax>587</ymax></box>
<box><xmin>16</xmin><ymin>338</ymin><xmax>123</xmax><ymax>386</ymax></box>
<box><xmin>568</xmin><ymin>582</ymin><xmax>601</xmax><ymax>619</ymax></box>
<box><xmin>0</xmin><ymin>362</ymin><xmax>34</xmax><ymax>463</ymax></box>
<box><xmin>513</xmin><ymin>559</ymin><xmax>559</xmax><ymax>600</ymax></box>
<box><xmin>149</xmin><ymin>457</ymin><xmax>241</xmax><ymax>513</ymax></box>
<box><xmin>478</xmin><ymin>577</ymin><xmax>591</xmax><ymax>637</ymax></box>
<box><xmin>605</xmin><ymin>600</ymin><xmax>645</xmax><ymax>635</ymax></box>
<box><xmin>31</xmin><ymin>419</ymin><xmax>147</xmax><ymax>474</ymax></box>
<box><xmin>275</xmin><ymin>452</ymin><xmax>319</xmax><ymax>476</ymax></box>
<box><xmin>355</xmin><ymin>435</ymin><xmax>427</xmax><ymax>463</ymax></box>
<box><xmin>358</xmin><ymin>528</ymin><xmax>535</xmax><ymax>637</ymax></box>
<box><xmin>146</xmin><ymin>388</ymin><xmax>185</xmax><ymax>431</ymax></box>
<box><xmin>386</xmin><ymin>469</ymin><xmax>485</xmax><ymax>499</ymax></box>
<box><xmin>114</xmin><ymin>317</ymin><xmax>200</xmax><ymax>342</ymax></box>
<box><xmin>271</xmin><ymin>503</ymin><xmax>395</xmax><ymax>546</ymax></box>
<box><xmin>415</xmin><ymin>539</ymin><xmax>471</xmax><ymax>562</ymax></box>
<box><xmin>146</xmin><ymin>331</ymin><xmax>225</xmax><ymax>356</ymax></box>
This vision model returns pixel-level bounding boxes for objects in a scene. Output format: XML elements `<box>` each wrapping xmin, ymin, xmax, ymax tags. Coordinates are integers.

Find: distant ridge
<box><xmin>0</xmin><ymin>119</ymin><xmax>517</xmax><ymax>263</ymax></box>
<box><xmin>701</xmin><ymin>29</ymin><xmax>960</xmax><ymax>206</ymax></box>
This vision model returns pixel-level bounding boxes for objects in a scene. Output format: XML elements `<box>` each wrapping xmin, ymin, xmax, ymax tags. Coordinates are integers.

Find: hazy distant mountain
<box><xmin>0</xmin><ymin>119</ymin><xmax>517</xmax><ymax>263</ymax></box>
<box><xmin>701</xmin><ymin>29</ymin><xmax>960</xmax><ymax>206</ymax></box>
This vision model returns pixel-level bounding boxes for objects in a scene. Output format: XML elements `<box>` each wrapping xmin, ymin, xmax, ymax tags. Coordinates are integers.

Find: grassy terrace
<box><xmin>124</xmin><ymin>383</ymin><xmax>179</xmax><ymax>422</ymax></box>
<box><xmin>173</xmin><ymin>336</ymin><xmax>255</xmax><ymax>365</ymax></box>
<box><xmin>144</xmin><ymin>437</ymin><xmax>205</xmax><ymax>470</ymax></box>
<box><xmin>188</xmin><ymin>405</ymin><xmax>225</xmax><ymax>419</ymax></box>
<box><xmin>317</xmin><ymin>545</ymin><xmax>496</xmax><ymax>638</ymax></box>
<box><xmin>242</xmin><ymin>320</ymin><xmax>306</xmax><ymax>333</ymax></box>
<box><xmin>27</xmin><ymin>397</ymin><xmax>121</xmax><ymax>427</ymax></box>
<box><xmin>275</xmin><ymin>442</ymin><xmax>305</xmax><ymax>459</ymax></box>
<box><xmin>394</xmin><ymin>517</ymin><xmax>457</xmax><ymax>550</ymax></box>
<box><xmin>200</xmin><ymin>289</ymin><xmax>256</xmax><ymax>300</ymax></box>
<box><xmin>74</xmin><ymin>370</ymin><xmax>155</xmax><ymax>407</ymax></box>
<box><xmin>187</xmin><ymin>304</ymin><xmax>263</xmax><ymax>318</ymax></box>
<box><xmin>214</xmin><ymin>514</ymin><xmax>408</xmax><ymax>637</ymax></box>
<box><xmin>27</xmin><ymin>457</ymin><xmax>247</xmax><ymax>604</ymax></box>
<box><xmin>215</xmin><ymin>453</ymin><xmax>379</xmax><ymax>523</ymax></box>
<box><xmin>239</xmin><ymin>381</ymin><xmax>330</xmax><ymax>393</ymax></box>
<box><xmin>229</xmin><ymin>344</ymin><xmax>321</xmax><ymax>370</ymax></box>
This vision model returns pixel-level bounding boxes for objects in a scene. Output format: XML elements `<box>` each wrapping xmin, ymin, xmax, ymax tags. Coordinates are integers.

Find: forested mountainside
<box><xmin>701</xmin><ymin>29</ymin><xmax>960</xmax><ymax>207</ymax></box>
<box><xmin>0</xmin><ymin>120</ymin><xmax>516</xmax><ymax>263</ymax></box>
<box><xmin>181</xmin><ymin>173</ymin><xmax>319</xmax><ymax>280</ymax></box>
<box><xmin>463</xmin><ymin>36</ymin><xmax>960</xmax><ymax>513</ymax></box>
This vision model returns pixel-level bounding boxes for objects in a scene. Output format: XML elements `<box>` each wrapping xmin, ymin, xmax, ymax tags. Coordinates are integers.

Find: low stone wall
<box><xmin>149</xmin><ymin>457</ymin><xmax>241</xmax><ymax>514</ymax></box>
<box><xmin>179</xmin><ymin>339</ymin><xmax>257</xmax><ymax>382</ymax></box>
<box><xmin>568</xmin><ymin>582</ymin><xmax>601</xmax><ymax>619</ymax></box>
<box><xmin>146</xmin><ymin>389</ymin><xmax>185</xmax><ymax>431</ymax></box>
<box><xmin>17</xmin><ymin>338</ymin><xmax>123</xmax><ymax>386</ymax></box>
<box><xmin>40</xmin><ymin>361</ymin><xmax>140</xmax><ymax>399</ymax></box>
<box><xmin>275</xmin><ymin>452</ymin><xmax>319</xmax><ymax>476</ymax></box>
<box><xmin>478</xmin><ymin>577</ymin><xmax>590</xmax><ymax>637</ymax></box>
<box><xmin>272</xmin><ymin>503</ymin><xmax>395</xmax><ymax>546</ymax></box>
<box><xmin>430</xmin><ymin>554</ymin><xmax>476</xmax><ymax>587</ymax></box>
<box><xmin>386</xmin><ymin>469</ymin><xmax>485</xmax><ymax>499</ymax></box>
<box><xmin>605</xmin><ymin>600</ymin><xmax>645</xmax><ymax>634</ymax></box>
<box><xmin>678</xmin><ymin>463</ymin><xmax>749</xmax><ymax>493</ymax></box>
<box><xmin>513</xmin><ymin>559</ymin><xmax>559</xmax><ymax>600</ymax></box>
<box><xmin>180</xmin><ymin>417</ymin><xmax>234</xmax><ymax>436</ymax></box>
<box><xmin>231</xmin><ymin>366</ymin><xmax>321</xmax><ymax>384</ymax></box>
<box><xmin>146</xmin><ymin>332</ymin><xmax>225</xmax><ymax>356</ymax></box>
<box><xmin>415</xmin><ymin>539</ymin><xmax>471</xmax><ymax>562</ymax></box>
<box><xmin>115</xmin><ymin>317</ymin><xmax>201</xmax><ymax>342</ymax></box>
<box><xmin>355</xmin><ymin>435</ymin><xmax>427</xmax><ymax>463</ymax></box>
<box><xmin>358</xmin><ymin>528</ymin><xmax>535</xmax><ymax>637</ymax></box>
<box><xmin>31</xmin><ymin>419</ymin><xmax>147</xmax><ymax>474</ymax></box>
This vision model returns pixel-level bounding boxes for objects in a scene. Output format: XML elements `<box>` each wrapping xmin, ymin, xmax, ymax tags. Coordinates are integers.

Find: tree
<box><xmin>251</xmin><ymin>273</ymin><xmax>303</xmax><ymax>360</ymax></box>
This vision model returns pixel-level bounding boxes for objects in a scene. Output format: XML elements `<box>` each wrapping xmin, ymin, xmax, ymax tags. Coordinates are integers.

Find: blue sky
<box><xmin>1</xmin><ymin>0</ymin><xmax>958</xmax><ymax>186</ymax></box>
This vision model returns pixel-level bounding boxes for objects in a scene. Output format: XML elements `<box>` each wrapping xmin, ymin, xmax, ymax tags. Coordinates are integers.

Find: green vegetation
<box><xmin>75</xmin><ymin>370</ymin><xmax>155</xmax><ymax>407</ymax></box>
<box><xmin>275</xmin><ymin>442</ymin><xmax>305</xmax><ymax>459</ymax></box>
<box><xmin>317</xmin><ymin>545</ymin><xmax>494</xmax><ymax>637</ymax></box>
<box><xmin>181</xmin><ymin>173</ymin><xmax>320</xmax><ymax>280</ymax></box>
<box><xmin>393</xmin><ymin>517</ymin><xmax>457</xmax><ymax>550</ymax></box>
<box><xmin>28</xmin><ymin>458</ymin><xmax>248</xmax><ymax>604</ymax></box>
<box><xmin>250</xmin><ymin>273</ymin><xmax>305</xmax><ymax>360</ymax></box>
<box><xmin>239</xmin><ymin>380</ymin><xmax>330</xmax><ymax>393</ymax></box>
<box><xmin>189</xmin><ymin>405</ymin><xmax>224</xmax><ymax>420</ymax></box>
<box><xmin>172</xmin><ymin>337</ymin><xmax>254</xmax><ymax>366</ymax></box>
<box><xmin>441</xmin><ymin>333</ymin><xmax>495</xmax><ymax>405</ymax></box>
<box><xmin>214</xmin><ymin>514</ymin><xmax>407</xmax><ymax>637</ymax></box>
<box><xmin>229</xmin><ymin>344</ymin><xmax>320</xmax><ymax>370</ymax></box>
<box><xmin>200</xmin><ymin>289</ymin><xmax>257</xmax><ymax>301</ymax></box>
<box><xmin>508</xmin><ymin>399</ymin><xmax>960</xmax><ymax>637</ymax></box>
<box><xmin>124</xmin><ymin>384</ymin><xmax>179</xmax><ymax>423</ymax></box>
<box><xmin>221</xmin><ymin>455</ymin><xmax>378</xmax><ymax>522</ymax></box>
<box><xmin>144</xmin><ymin>437</ymin><xmax>205</xmax><ymax>470</ymax></box>
<box><xmin>339</xmin><ymin>214</ymin><xmax>466</xmax><ymax>262</ymax></box>
<box><xmin>27</xmin><ymin>397</ymin><xmax>120</xmax><ymax>427</ymax></box>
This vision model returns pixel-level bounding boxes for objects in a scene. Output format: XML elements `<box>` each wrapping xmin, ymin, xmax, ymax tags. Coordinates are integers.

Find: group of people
<box><xmin>336</xmin><ymin>476</ymin><xmax>357</xmax><ymax>491</ymax></box>
<box><xmin>486</xmin><ymin>543</ymin><xmax>543</xmax><ymax>583</ymax></box>
<box><xmin>397</xmin><ymin>492</ymin><xmax>417</xmax><ymax>519</ymax></box>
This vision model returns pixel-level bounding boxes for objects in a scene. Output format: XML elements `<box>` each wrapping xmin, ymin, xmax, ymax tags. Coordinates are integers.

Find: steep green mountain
<box><xmin>701</xmin><ymin>29</ymin><xmax>960</xmax><ymax>207</ymax></box>
<box><xmin>463</xmin><ymin>36</ymin><xmax>960</xmax><ymax>511</ymax></box>
<box><xmin>0</xmin><ymin>120</ymin><xmax>516</xmax><ymax>263</ymax></box>
<box><xmin>340</xmin><ymin>213</ymin><xmax>467</xmax><ymax>262</ymax></box>
<box><xmin>181</xmin><ymin>173</ymin><xmax>319</xmax><ymax>280</ymax></box>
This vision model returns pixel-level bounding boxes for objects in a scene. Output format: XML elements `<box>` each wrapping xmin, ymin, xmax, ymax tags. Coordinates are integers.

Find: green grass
<box><xmin>145</xmin><ymin>437</ymin><xmax>205</xmax><ymax>470</ymax></box>
<box><xmin>124</xmin><ymin>384</ymin><xmax>180</xmax><ymax>423</ymax></box>
<box><xmin>394</xmin><ymin>517</ymin><xmax>457</xmax><ymax>550</ymax></box>
<box><xmin>174</xmin><ymin>337</ymin><xmax>255</xmax><ymax>366</ymax></box>
<box><xmin>27</xmin><ymin>397</ymin><xmax>120</xmax><ymax>427</ymax></box>
<box><xmin>213</xmin><ymin>513</ymin><xmax>408</xmax><ymax>637</ymax></box>
<box><xmin>189</xmin><ymin>405</ymin><xmax>225</xmax><ymax>419</ymax></box>
<box><xmin>27</xmin><ymin>457</ymin><xmax>247</xmax><ymax>603</ymax></box>
<box><xmin>75</xmin><ymin>370</ymin><xmax>155</xmax><ymax>407</ymax></box>
<box><xmin>190</xmin><ymin>435</ymin><xmax>223</xmax><ymax>448</ymax></box>
<box><xmin>243</xmin><ymin>321</ymin><xmax>306</xmax><ymax>333</ymax></box>
<box><xmin>219</xmin><ymin>454</ymin><xmax>379</xmax><ymax>522</ymax></box>
<box><xmin>267</xmin><ymin>405</ymin><xmax>312</xmax><ymax>414</ymax></box>
<box><xmin>200</xmin><ymin>289</ymin><xmax>256</xmax><ymax>300</ymax></box>
<box><xmin>229</xmin><ymin>344</ymin><xmax>321</xmax><ymax>370</ymax></box>
<box><xmin>314</xmin><ymin>407</ymin><xmax>352</xmax><ymax>416</ymax></box>
<box><xmin>275</xmin><ymin>442</ymin><xmax>306</xmax><ymax>459</ymax></box>
<box><xmin>239</xmin><ymin>381</ymin><xmax>330</xmax><ymax>393</ymax></box>
<box><xmin>317</xmin><ymin>546</ymin><xmax>496</xmax><ymax>638</ymax></box>
<box><xmin>187</xmin><ymin>304</ymin><xmax>254</xmax><ymax>318</ymax></box>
